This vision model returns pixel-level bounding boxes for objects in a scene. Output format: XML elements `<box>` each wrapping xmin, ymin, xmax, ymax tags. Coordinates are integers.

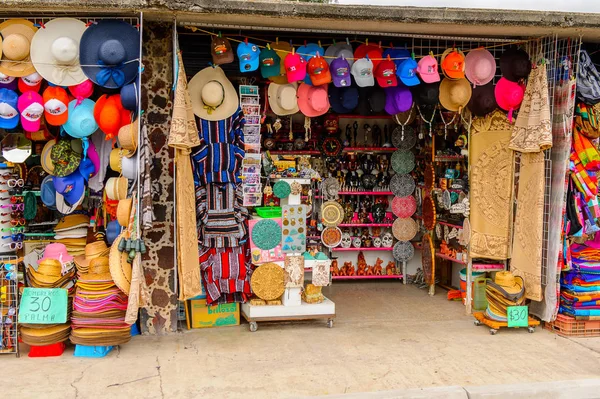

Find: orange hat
<box><xmin>441</xmin><ymin>50</ymin><xmax>465</xmax><ymax>79</ymax></box>
<box><xmin>94</xmin><ymin>94</ymin><xmax>131</xmax><ymax>140</ymax></box>
<box><xmin>307</xmin><ymin>54</ymin><xmax>332</xmax><ymax>86</ymax></box>
<box><xmin>42</xmin><ymin>86</ymin><xmax>69</xmax><ymax>126</ymax></box>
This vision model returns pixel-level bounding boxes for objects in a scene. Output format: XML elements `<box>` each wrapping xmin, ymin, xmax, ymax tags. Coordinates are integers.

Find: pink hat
<box><xmin>38</xmin><ymin>243</ymin><xmax>74</xmax><ymax>264</ymax></box>
<box><xmin>284</xmin><ymin>52</ymin><xmax>307</xmax><ymax>83</ymax></box>
<box><xmin>17</xmin><ymin>91</ymin><xmax>44</xmax><ymax>132</ymax></box>
<box><xmin>417</xmin><ymin>55</ymin><xmax>440</xmax><ymax>83</ymax></box>
<box><xmin>465</xmin><ymin>48</ymin><xmax>496</xmax><ymax>87</ymax></box>
<box><xmin>69</xmin><ymin>79</ymin><xmax>94</xmax><ymax>104</ymax></box>
<box><xmin>297</xmin><ymin>83</ymin><xmax>329</xmax><ymax>117</ymax></box>
<box><xmin>495</xmin><ymin>77</ymin><xmax>525</xmax><ymax>121</ymax></box>
<box><xmin>87</xmin><ymin>140</ymin><xmax>100</xmax><ymax>177</ymax></box>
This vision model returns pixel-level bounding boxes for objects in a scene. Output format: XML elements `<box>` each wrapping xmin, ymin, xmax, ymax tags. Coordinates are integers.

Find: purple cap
<box><xmin>330</xmin><ymin>57</ymin><xmax>352</xmax><ymax>87</ymax></box>
<box><xmin>385</xmin><ymin>84</ymin><xmax>413</xmax><ymax>115</ymax></box>
<box><xmin>0</xmin><ymin>72</ymin><xmax>18</xmax><ymax>91</ymax></box>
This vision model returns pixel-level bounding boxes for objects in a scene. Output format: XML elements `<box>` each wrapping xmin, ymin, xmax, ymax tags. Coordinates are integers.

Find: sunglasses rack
<box><xmin>0</xmin><ymin>255</ymin><xmax>19</xmax><ymax>357</ymax></box>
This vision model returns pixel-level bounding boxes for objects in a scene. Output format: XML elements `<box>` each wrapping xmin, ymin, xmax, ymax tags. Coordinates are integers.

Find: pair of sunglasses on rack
<box><xmin>1</xmin><ymin>233</ymin><xmax>24</xmax><ymax>242</ymax></box>
<box><xmin>0</xmin><ymin>204</ymin><xmax>24</xmax><ymax>211</ymax></box>
<box><xmin>0</xmin><ymin>218</ymin><xmax>25</xmax><ymax>227</ymax></box>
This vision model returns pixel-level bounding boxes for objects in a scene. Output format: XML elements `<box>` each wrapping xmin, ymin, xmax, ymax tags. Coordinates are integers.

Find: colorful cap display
<box><xmin>375</xmin><ymin>59</ymin><xmax>398</xmax><ymax>88</ymax></box>
<box><xmin>94</xmin><ymin>94</ymin><xmax>131</xmax><ymax>139</ymax></box>
<box><xmin>351</xmin><ymin>58</ymin><xmax>374</xmax><ymax>87</ymax></box>
<box><xmin>307</xmin><ymin>54</ymin><xmax>332</xmax><ymax>86</ymax></box>
<box><xmin>330</xmin><ymin>57</ymin><xmax>351</xmax><ymax>87</ymax></box>
<box><xmin>237</xmin><ymin>41</ymin><xmax>261</xmax><ymax>72</ymax></box>
<box><xmin>384</xmin><ymin>84</ymin><xmax>412</xmax><ymax>115</ymax></box>
<box><xmin>441</xmin><ymin>49</ymin><xmax>466</xmax><ymax>79</ymax></box>
<box><xmin>269</xmin><ymin>41</ymin><xmax>293</xmax><ymax>84</ymax></box>
<box><xmin>494</xmin><ymin>77</ymin><xmax>525</xmax><ymax>114</ymax></box>
<box><xmin>417</xmin><ymin>55</ymin><xmax>440</xmax><ymax>83</ymax></box>
<box><xmin>211</xmin><ymin>36</ymin><xmax>234</xmax><ymax>65</ymax></box>
<box><xmin>0</xmin><ymin>88</ymin><xmax>19</xmax><ymax>129</ymax></box>
<box><xmin>0</xmin><ymin>72</ymin><xmax>18</xmax><ymax>91</ymax></box>
<box><xmin>17</xmin><ymin>91</ymin><xmax>44</xmax><ymax>132</ymax></box>
<box><xmin>383</xmin><ymin>48</ymin><xmax>411</xmax><ymax>68</ymax></box>
<box><xmin>42</xmin><ymin>86</ymin><xmax>69</xmax><ymax>126</ymax></box>
<box><xmin>439</xmin><ymin>78</ymin><xmax>472</xmax><ymax>112</ymax></box>
<box><xmin>259</xmin><ymin>47</ymin><xmax>281</xmax><ymax>79</ymax></box>
<box><xmin>284</xmin><ymin>52</ymin><xmax>307</xmax><ymax>83</ymax></box>
<box><xmin>69</xmin><ymin>79</ymin><xmax>94</xmax><ymax>102</ymax></box>
<box><xmin>18</xmin><ymin>72</ymin><xmax>43</xmax><ymax>93</ymax></box>
<box><xmin>397</xmin><ymin>58</ymin><xmax>420</xmax><ymax>86</ymax></box>
<box><xmin>354</xmin><ymin>43</ymin><xmax>383</xmax><ymax>70</ymax></box>
<box><xmin>298</xmin><ymin>43</ymin><xmax>324</xmax><ymax>85</ymax></box>
<box><xmin>329</xmin><ymin>85</ymin><xmax>359</xmax><ymax>114</ymax></box>
<box><xmin>500</xmin><ymin>47</ymin><xmax>531</xmax><ymax>82</ymax></box>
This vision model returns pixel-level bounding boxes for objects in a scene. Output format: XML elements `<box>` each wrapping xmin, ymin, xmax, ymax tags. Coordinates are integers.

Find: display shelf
<box><xmin>337</xmin><ymin>114</ymin><xmax>393</xmax><ymax>119</ymax></box>
<box><xmin>434</xmin><ymin>155</ymin><xmax>465</xmax><ymax>162</ymax></box>
<box><xmin>435</xmin><ymin>252</ymin><xmax>467</xmax><ymax>265</ymax></box>
<box><xmin>306</xmin><ymin>235</ymin><xmax>320</xmax><ymax>240</ymax></box>
<box><xmin>338</xmin><ymin>191</ymin><xmax>393</xmax><ymax>195</ymax></box>
<box><xmin>343</xmin><ymin>147</ymin><xmax>395</xmax><ymax>153</ymax></box>
<box><xmin>338</xmin><ymin>223</ymin><xmax>393</xmax><ymax>227</ymax></box>
<box><xmin>331</xmin><ymin>247</ymin><xmax>393</xmax><ymax>252</ymax></box>
<box><xmin>269</xmin><ymin>150</ymin><xmax>320</xmax><ymax>156</ymax></box>
<box><xmin>472</xmin><ymin>263</ymin><xmax>505</xmax><ymax>271</ymax></box>
<box><xmin>241</xmin><ymin>298</ymin><xmax>336</xmax><ymax>332</ymax></box>
<box><xmin>333</xmin><ymin>274</ymin><xmax>403</xmax><ymax>280</ymax></box>
<box><xmin>437</xmin><ymin>220</ymin><xmax>463</xmax><ymax>229</ymax></box>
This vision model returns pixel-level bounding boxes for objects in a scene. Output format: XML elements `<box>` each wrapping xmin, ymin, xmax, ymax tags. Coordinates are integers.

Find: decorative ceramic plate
<box><xmin>391</xmin><ymin>126</ymin><xmax>417</xmax><ymax>150</ymax></box>
<box><xmin>391</xmin><ymin>149</ymin><xmax>415</xmax><ymax>174</ymax></box>
<box><xmin>390</xmin><ymin>174</ymin><xmax>416</xmax><ymax>197</ymax></box>
<box><xmin>321</xmin><ymin>226</ymin><xmax>343</xmax><ymax>248</ymax></box>
<box><xmin>251</xmin><ymin>219</ymin><xmax>282</xmax><ymax>250</ymax></box>
<box><xmin>251</xmin><ymin>263</ymin><xmax>285</xmax><ymax>301</ymax></box>
<box><xmin>273</xmin><ymin>180</ymin><xmax>291</xmax><ymax>199</ymax></box>
<box><xmin>422</xmin><ymin>234</ymin><xmax>435</xmax><ymax>285</ymax></box>
<box><xmin>422</xmin><ymin>195</ymin><xmax>436</xmax><ymax>231</ymax></box>
<box><xmin>392</xmin><ymin>217</ymin><xmax>418</xmax><ymax>241</ymax></box>
<box><xmin>321</xmin><ymin>201</ymin><xmax>345</xmax><ymax>227</ymax></box>
<box><xmin>393</xmin><ymin>241</ymin><xmax>415</xmax><ymax>262</ymax></box>
<box><xmin>391</xmin><ymin>195</ymin><xmax>417</xmax><ymax>218</ymax></box>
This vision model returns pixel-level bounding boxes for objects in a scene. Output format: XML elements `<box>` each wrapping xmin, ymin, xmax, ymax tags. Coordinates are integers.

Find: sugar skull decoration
<box><xmin>352</xmin><ymin>236</ymin><xmax>362</xmax><ymax>248</ymax></box>
<box><xmin>382</xmin><ymin>232</ymin><xmax>394</xmax><ymax>248</ymax></box>
<box><xmin>373</xmin><ymin>236</ymin><xmax>382</xmax><ymax>248</ymax></box>
<box><xmin>340</xmin><ymin>232</ymin><xmax>352</xmax><ymax>248</ymax></box>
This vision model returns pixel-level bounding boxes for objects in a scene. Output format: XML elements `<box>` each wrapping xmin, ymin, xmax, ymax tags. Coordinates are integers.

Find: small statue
<box><xmin>365</xmin><ymin>265</ymin><xmax>374</xmax><ymax>276</ymax></box>
<box><xmin>357</xmin><ymin>251</ymin><xmax>367</xmax><ymax>274</ymax></box>
<box><xmin>331</xmin><ymin>259</ymin><xmax>340</xmax><ymax>276</ymax></box>
<box><xmin>385</xmin><ymin>261</ymin><xmax>396</xmax><ymax>275</ymax></box>
<box><xmin>357</xmin><ymin>261</ymin><xmax>367</xmax><ymax>276</ymax></box>
<box><xmin>373</xmin><ymin>258</ymin><xmax>384</xmax><ymax>275</ymax></box>
<box><xmin>344</xmin><ymin>124</ymin><xmax>352</xmax><ymax>147</ymax></box>
<box><xmin>372</xmin><ymin>124</ymin><xmax>382</xmax><ymax>147</ymax></box>
<box><xmin>352</xmin><ymin>121</ymin><xmax>358</xmax><ymax>147</ymax></box>
<box><xmin>363</xmin><ymin>123</ymin><xmax>371</xmax><ymax>147</ymax></box>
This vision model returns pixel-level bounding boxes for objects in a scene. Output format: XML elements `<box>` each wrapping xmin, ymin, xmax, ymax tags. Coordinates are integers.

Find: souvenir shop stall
<box><xmin>176</xmin><ymin>22</ymin><xmax>581</xmax><ymax>332</ymax></box>
<box><xmin>0</xmin><ymin>16</ymin><xmax>147</xmax><ymax>357</ymax></box>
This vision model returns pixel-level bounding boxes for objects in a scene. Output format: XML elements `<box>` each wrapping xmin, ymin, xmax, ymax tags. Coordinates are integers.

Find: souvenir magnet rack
<box><xmin>0</xmin><ymin>256</ymin><xmax>19</xmax><ymax>357</ymax></box>
<box><xmin>241</xmin><ymin>178</ymin><xmax>336</xmax><ymax>332</ymax></box>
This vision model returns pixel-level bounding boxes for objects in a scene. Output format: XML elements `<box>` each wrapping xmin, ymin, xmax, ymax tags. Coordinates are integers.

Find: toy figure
<box><xmin>373</xmin><ymin>258</ymin><xmax>384</xmax><ymax>275</ymax></box>
<box><xmin>365</xmin><ymin>265</ymin><xmax>374</xmax><ymax>276</ymax></box>
<box><xmin>357</xmin><ymin>251</ymin><xmax>367</xmax><ymax>275</ymax></box>
<box><xmin>363</xmin><ymin>123</ymin><xmax>371</xmax><ymax>147</ymax></box>
<box><xmin>331</xmin><ymin>259</ymin><xmax>340</xmax><ymax>276</ymax></box>
<box><xmin>385</xmin><ymin>261</ymin><xmax>396</xmax><ymax>275</ymax></box>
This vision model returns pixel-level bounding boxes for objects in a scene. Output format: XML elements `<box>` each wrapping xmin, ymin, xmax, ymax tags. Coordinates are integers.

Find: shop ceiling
<box><xmin>2</xmin><ymin>0</ymin><xmax>600</xmax><ymax>42</ymax></box>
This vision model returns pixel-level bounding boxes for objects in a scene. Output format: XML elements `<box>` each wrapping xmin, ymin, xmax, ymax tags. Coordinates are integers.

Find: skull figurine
<box><xmin>340</xmin><ymin>233</ymin><xmax>352</xmax><ymax>248</ymax></box>
<box><xmin>352</xmin><ymin>237</ymin><xmax>362</xmax><ymax>248</ymax></box>
<box><xmin>373</xmin><ymin>236</ymin><xmax>382</xmax><ymax>248</ymax></box>
<box><xmin>382</xmin><ymin>232</ymin><xmax>394</xmax><ymax>248</ymax></box>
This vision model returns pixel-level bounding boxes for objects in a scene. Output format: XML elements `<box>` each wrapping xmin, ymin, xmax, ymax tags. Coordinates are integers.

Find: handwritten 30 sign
<box><xmin>18</xmin><ymin>288</ymin><xmax>68</xmax><ymax>324</ymax></box>
<box><xmin>507</xmin><ymin>305</ymin><xmax>529</xmax><ymax>328</ymax></box>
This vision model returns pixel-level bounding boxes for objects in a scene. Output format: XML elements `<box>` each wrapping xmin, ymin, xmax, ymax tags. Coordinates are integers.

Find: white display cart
<box><xmin>241</xmin><ymin>178</ymin><xmax>336</xmax><ymax>332</ymax></box>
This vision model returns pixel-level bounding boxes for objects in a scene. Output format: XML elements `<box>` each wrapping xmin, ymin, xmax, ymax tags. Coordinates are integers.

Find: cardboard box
<box><xmin>186</xmin><ymin>300</ymin><xmax>240</xmax><ymax>329</ymax></box>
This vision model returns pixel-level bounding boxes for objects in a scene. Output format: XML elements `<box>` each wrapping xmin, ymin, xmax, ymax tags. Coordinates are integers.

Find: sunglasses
<box><xmin>1</xmin><ymin>242</ymin><xmax>22</xmax><ymax>251</ymax></box>
<box><xmin>0</xmin><ymin>204</ymin><xmax>23</xmax><ymax>211</ymax></box>
<box><xmin>8</xmin><ymin>188</ymin><xmax>22</xmax><ymax>195</ymax></box>
<box><xmin>1</xmin><ymin>227</ymin><xmax>23</xmax><ymax>234</ymax></box>
<box><xmin>3</xmin><ymin>271</ymin><xmax>16</xmax><ymax>280</ymax></box>
<box><xmin>9</xmin><ymin>196</ymin><xmax>22</xmax><ymax>204</ymax></box>
<box><xmin>2</xmin><ymin>233</ymin><xmax>24</xmax><ymax>242</ymax></box>
<box><xmin>10</xmin><ymin>218</ymin><xmax>25</xmax><ymax>227</ymax></box>
<box><xmin>0</xmin><ymin>173</ymin><xmax>15</xmax><ymax>180</ymax></box>
<box><xmin>7</xmin><ymin>179</ymin><xmax>23</xmax><ymax>188</ymax></box>
<box><xmin>1</xmin><ymin>263</ymin><xmax>16</xmax><ymax>271</ymax></box>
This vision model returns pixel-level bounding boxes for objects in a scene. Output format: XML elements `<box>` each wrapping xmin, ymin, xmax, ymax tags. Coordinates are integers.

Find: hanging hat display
<box><xmin>17</xmin><ymin>91</ymin><xmax>44</xmax><ymax>133</ymax></box>
<box><xmin>417</xmin><ymin>55</ymin><xmax>440</xmax><ymax>83</ymax></box>
<box><xmin>439</xmin><ymin>78</ymin><xmax>472</xmax><ymax>111</ymax></box>
<box><xmin>325</xmin><ymin>42</ymin><xmax>354</xmax><ymax>67</ymax></box>
<box><xmin>413</xmin><ymin>81</ymin><xmax>440</xmax><ymax>106</ymax></box>
<box><xmin>40</xmin><ymin>175</ymin><xmax>57</xmax><ymax>209</ymax></box>
<box><xmin>441</xmin><ymin>48</ymin><xmax>466</xmax><ymax>80</ymax></box>
<box><xmin>64</xmin><ymin>99</ymin><xmax>98</xmax><ymax>139</ymax></box>
<box><xmin>330</xmin><ymin>56</ymin><xmax>352</xmax><ymax>87</ymax></box>
<box><xmin>54</xmin><ymin>172</ymin><xmax>85</xmax><ymax>206</ymax></box>
<box><xmin>189</xmin><ymin>66</ymin><xmax>238</xmax><ymax>121</ymax></box>
<box><xmin>268</xmin><ymin>82</ymin><xmax>299</xmax><ymax>116</ymax></box>
<box><xmin>464</xmin><ymin>48</ymin><xmax>496</xmax><ymax>87</ymax></box>
<box><xmin>94</xmin><ymin>94</ymin><xmax>131</xmax><ymax>139</ymax></box>
<box><xmin>79</xmin><ymin>20</ymin><xmax>140</xmax><ymax>89</ymax></box>
<box><xmin>50</xmin><ymin>139</ymin><xmax>81</xmax><ymax>177</ymax></box>
<box><xmin>307</xmin><ymin>53</ymin><xmax>332</xmax><ymax>86</ymax></box>
<box><xmin>237</xmin><ymin>41</ymin><xmax>261</xmax><ymax>73</ymax></box>
<box><xmin>351</xmin><ymin>58</ymin><xmax>375</xmax><ymax>87</ymax></box>
<box><xmin>0</xmin><ymin>19</ymin><xmax>38</xmax><ymax>77</ymax></box>
<box><xmin>18</xmin><ymin>72</ymin><xmax>43</xmax><ymax>93</ymax></box>
<box><xmin>211</xmin><ymin>36</ymin><xmax>234</xmax><ymax>66</ymax></box>
<box><xmin>109</xmin><ymin>231</ymin><xmax>132</xmax><ymax>295</ymax></box>
<box><xmin>120</xmin><ymin>81</ymin><xmax>139</xmax><ymax>112</ymax></box>
<box><xmin>30</xmin><ymin>18</ymin><xmax>87</xmax><ymax>86</ymax></box>
<box><xmin>297</xmin><ymin>83</ymin><xmax>330</xmax><ymax>117</ymax></box>
<box><xmin>42</xmin><ymin>86</ymin><xmax>69</xmax><ymax>126</ymax></box>
<box><xmin>397</xmin><ymin>58</ymin><xmax>420</xmax><ymax>87</ymax></box>
<box><xmin>384</xmin><ymin>84</ymin><xmax>412</xmax><ymax>115</ymax></box>
<box><xmin>329</xmin><ymin>85</ymin><xmax>359</xmax><ymax>114</ymax></box>
<box><xmin>0</xmin><ymin>88</ymin><xmax>19</xmax><ymax>130</ymax></box>
<box><xmin>494</xmin><ymin>77</ymin><xmax>525</xmax><ymax>118</ymax></box>
<box><xmin>118</xmin><ymin>118</ymin><xmax>138</xmax><ymax>157</ymax></box>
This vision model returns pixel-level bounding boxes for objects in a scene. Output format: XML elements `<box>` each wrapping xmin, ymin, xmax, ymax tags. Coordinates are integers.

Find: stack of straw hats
<box><xmin>53</xmin><ymin>215</ymin><xmax>90</xmax><ymax>257</ymax></box>
<box><xmin>73</xmin><ymin>241</ymin><xmax>110</xmax><ymax>275</ymax></box>
<box><xmin>484</xmin><ymin>271</ymin><xmax>526</xmax><ymax>322</ymax></box>
<box><xmin>20</xmin><ymin>324</ymin><xmax>71</xmax><ymax>347</ymax></box>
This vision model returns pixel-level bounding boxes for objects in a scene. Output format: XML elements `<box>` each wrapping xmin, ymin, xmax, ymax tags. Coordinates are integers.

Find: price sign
<box><xmin>507</xmin><ymin>305</ymin><xmax>529</xmax><ymax>328</ymax></box>
<box><xmin>18</xmin><ymin>288</ymin><xmax>68</xmax><ymax>324</ymax></box>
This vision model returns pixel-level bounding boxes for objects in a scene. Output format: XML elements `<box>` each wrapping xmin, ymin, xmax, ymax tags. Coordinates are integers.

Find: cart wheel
<box><xmin>327</xmin><ymin>319</ymin><xmax>334</xmax><ymax>328</ymax></box>
<box><xmin>528</xmin><ymin>327</ymin><xmax>535</xmax><ymax>334</ymax></box>
<box><xmin>249</xmin><ymin>322</ymin><xmax>258</xmax><ymax>332</ymax></box>
<box><xmin>489</xmin><ymin>328</ymin><xmax>497</xmax><ymax>335</ymax></box>
<box><xmin>474</xmin><ymin>320</ymin><xmax>481</xmax><ymax>326</ymax></box>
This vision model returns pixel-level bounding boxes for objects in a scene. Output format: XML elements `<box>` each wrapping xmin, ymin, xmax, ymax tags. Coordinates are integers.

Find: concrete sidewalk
<box><xmin>4</xmin><ymin>283</ymin><xmax>600</xmax><ymax>398</ymax></box>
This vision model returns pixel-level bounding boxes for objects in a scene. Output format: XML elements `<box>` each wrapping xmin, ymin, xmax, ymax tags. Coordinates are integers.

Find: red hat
<box><xmin>375</xmin><ymin>59</ymin><xmax>398</xmax><ymax>88</ymax></box>
<box><xmin>42</xmin><ymin>86</ymin><xmax>69</xmax><ymax>126</ymax></box>
<box><xmin>354</xmin><ymin>43</ymin><xmax>383</xmax><ymax>70</ymax></box>
<box><xmin>307</xmin><ymin>53</ymin><xmax>332</xmax><ymax>86</ymax></box>
<box><xmin>18</xmin><ymin>72</ymin><xmax>43</xmax><ymax>93</ymax></box>
<box><xmin>94</xmin><ymin>94</ymin><xmax>131</xmax><ymax>140</ymax></box>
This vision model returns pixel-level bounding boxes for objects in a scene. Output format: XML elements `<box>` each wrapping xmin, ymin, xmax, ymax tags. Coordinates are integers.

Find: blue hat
<box><xmin>63</xmin><ymin>99</ymin><xmax>98</xmax><ymax>138</ymax></box>
<box><xmin>298</xmin><ymin>43</ymin><xmax>324</xmax><ymax>85</ymax></box>
<box><xmin>237</xmin><ymin>42</ymin><xmax>260</xmax><ymax>72</ymax></box>
<box><xmin>40</xmin><ymin>176</ymin><xmax>57</xmax><ymax>209</ymax></box>
<box><xmin>397</xmin><ymin>58</ymin><xmax>420</xmax><ymax>87</ymax></box>
<box><xmin>53</xmin><ymin>172</ymin><xmax>85</xmax><ymax>205</ymax></box>
<box><xmin>106</xmin><ymin>219</ymin><xmax>122</xmax><ymax>245</ymax></box>
<box><xmin>78</xmin><ymin>157</ymin><xmax>95</xmax><ymax>181</ymax></box>
<box><xmin>120</xmin><ymin>81</ymin><xmax>138</xmax><ymax>112</ymax></box>
<box><xmin>79</xmin><ymin>20</ymin><xmax>140</xmax><ymax>89</ymax></box>
<box><xmin>383</xmin><ymin>48</ymin><xmax>411</xmax><ymax>68</ymax></box>
<box><xmin>329</xmin><ymin>85</ymin><xmax>359</xmax><ymax>114</ymax></box>
<box><xmin>0</xmin><ymin>89</ymin><xmax>19</xmax><ymax>129</ymax></box>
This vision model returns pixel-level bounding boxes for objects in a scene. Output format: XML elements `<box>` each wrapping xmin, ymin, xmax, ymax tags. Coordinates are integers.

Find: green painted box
<box><xmin>185</xmin><ymin>300</ymin><xmax>240</xmax><ymax>329</ymax></box>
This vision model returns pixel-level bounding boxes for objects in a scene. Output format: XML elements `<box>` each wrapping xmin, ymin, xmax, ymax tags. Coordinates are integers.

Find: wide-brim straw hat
<box><xmin>105</xmin><ymin>177</ymin><xmax>128</xmax><ymax>200</ymax></box>
<box><xmin>268</xmin><ymin>82</ymin><xmax>299</xmax><ymax>116</ymax></box>
<box><xmin>79</xmin><ymin>256</ymin><xmax>112</xmax><ymax>281</ymax></box>
<box><xmin>464</xmin><ymin>48</ymin><xmax>496</xmax><ymax>87</ymax></box>
<box><xmin>117</xmin><ymin>198</ymin><xmax>132</xmax><ymax>226</ymax></box>
<box><xmin>74</xmin><ymin>241</ymin><xmax>110</xmax><ymax>269</ymax></box>
<box><xmin>189</xmin><ymin>65</ymin><xmax>238</xmax><ymax>121</ymax></box>
<box><xmin>0</xmin><ymin>19</ymin><xmax>38</xmax><ymax>77</ymax></box>
<box><xmin>55</xmin><ymin>214</ymin><xmax>90</xmax><ymax>231</ymax></box>
<box><xmin>109</xmin><ymin>148</ymin><xmax>123</xmax><ymax>173</ymax></box>
<box><xmin>41</xmin><ymin>139</ymin><xmax>56</xmax><ymax>175</ymax></box>
<box><xmin>30</xmin><ymin>18</ymin><xmax>87</xmax><ymax>86</ymax></box>
<box><xmin>492</xmin><ymin>271</ymin><xmax>525</xmax><ymax>295</ymax></box>
<box><xmin>439</xmin><ymin>78</ymin><xmax>472</xmax><ymax>111</ymax></box>
<box><xmin>117</xmin><ymin>118</ymin><xmax>138</xmax><ymax>157</ymax></box>
<box><xmin>109</xmin><ymin>231</ymin><xmax>132</xmax><ymax>295</ymax></box>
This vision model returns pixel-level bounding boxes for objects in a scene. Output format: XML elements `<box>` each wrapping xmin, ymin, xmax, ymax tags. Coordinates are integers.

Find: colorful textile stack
<box><xmin>70</xmin><ymin>257</ymin><xmax>131</xmax><ymax>346</ymax></box>
<box><xmin>484</xmin><ymin>271</ymin><xmax>526</xmax><ymax>322</ymax></box>
<box><xmin>560</xmin><ymin>270</ymin><xmax>600</xmax><ymax>318</ymax></box>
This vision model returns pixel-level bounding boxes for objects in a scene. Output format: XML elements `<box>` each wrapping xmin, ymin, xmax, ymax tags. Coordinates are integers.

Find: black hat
<box><xmin>468</xmin><ymin>82</ymin><xmax>497</xmax><ymax>116</ymax></box>
<box><xmin>329</xmin><ymin>85</ymin><xmax>359</xmax><ymax>114</ymax></box>
<box><xmin>500</xmin><ymin>47</ymin><xmax>531</xmax><ymax>82</ymax></box>
<box><xmin>356</xmin><ymin>87</ymin><xmax>372</xmax><ymax>115</ymax></box>
<box><xmin>413</xmin><ymin>81</ymin><xmax>440</xmax><ymax>106</ymax></box>
<box><xmin>369</xmin><ymin>87</ymin><xmax>387</xmax><ymax>113</ymax></box>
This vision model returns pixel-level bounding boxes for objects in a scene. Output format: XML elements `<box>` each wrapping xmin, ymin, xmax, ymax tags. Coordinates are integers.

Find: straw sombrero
<box><xmin>117</xmin><ymin>118</ymin><xmax>138</xmax><ymax>158</ymax></box>
<box><xmin>109</xmin><ymin>232</ymin><xmax>132</xmax><ymax>295</ymax></box>
<box><xmin>41</xmin><ymin>139</ymin><xmax>56</xmax><ymax>175</ymax></box>
<box><xmin>189</xmin><ymin>66</ymin><xmax>238</xmax><ymax>121</ymax></box>
<box><xmin>117</xmin><ymin>198</ymin><xmax>132</xmax><ymax>226</ymax></box>
<box><xmin>74</xmin><ymin>241</ymin><xmax>110</xmax><ymax>270</ymax></box>
<box><xmin>251</xmin><ymin>219</ymin><xmax>281</xmax><ymax>250</ymax></box>
<box><xmin>439</xmin><ymin>78</ymin><xmax>472</xmax><ymax>112</ymax></box>
<box><xmin>393</xmin><ymin>241</ymin><xmax>415</xmax><ymax>262</ymax></box>
<box><xmin>392</xmin><ymin>217</ymin><xmax>418</xmax><ymax>241</ymax></box>
<box><xmin>390</xmin><ymin>173</ymin><xmax>415</xmax><ymax>197</ymax></box>
<box><xmin>321</xmin><ymin>200</ymin><xmax>344</xmax><ymax>227</ymax></box>
<box><xmin>79</xmin><ymin>256</ymin><xmax>112</xmax><ymax>281</ymax></box>
<box><xmin>251</xmin><ymin>262</ymin><xmax>285</xmax><ymax>301</ymax></box>
<box><xmin>0</xmin><ymin>19</ymin><xmax>38</xmax><ymax>77</ymax></box>
<box><xmin>321</xmin><ymin>226</ymin><xmax>342</xmax><ymax>248</ymax></box>
<box><xmin>105</xmin><ymin>177</ymin><xmax>128</xmax><ymax>200</ymax></box>
<box><xmin>55</xmin><ymin>214</ymin><xmax>90</xmax><ymax>231</ymax></box>
<box><xmin>109</xmin><ymin>148</ymin><xmax>123</xmax><ymax>173</ymax></box>
<box><xmin>391</xmin><ymin>150</ymin><xmax>415</xmax><ymax>174</ymax></box>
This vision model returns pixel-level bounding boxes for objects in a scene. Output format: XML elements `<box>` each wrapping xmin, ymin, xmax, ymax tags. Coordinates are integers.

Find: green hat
<box><xmin>50</xmin><ymin>139</ymin><xmax>81</xmax><ymax>177</ymax></box>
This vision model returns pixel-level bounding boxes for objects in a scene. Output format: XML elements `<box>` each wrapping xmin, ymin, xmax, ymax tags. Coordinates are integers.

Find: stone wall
<box><xmin>140</xmin><ymin>21</ymin><xmax>178</xmax><ymax>334</ymax></box>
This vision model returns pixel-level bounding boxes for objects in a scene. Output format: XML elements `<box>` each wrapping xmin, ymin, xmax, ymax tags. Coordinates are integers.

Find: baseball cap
<box><xmin>351</xmin><ymin>58</ymin><xmax>375</xmax><ymax>87</ymax></box>
<box><xmin>330</xmin><ymin>57</ymin><xmax>352</xmax><ymax>87</ymax></box>
<box><xmin>259</xmin><ymin>47</ymin><xmax>280</xmax><ymax>79</ymax></box>
<box><xmin>54</xmin><ymin>172</ymin><xmax>85</xmax><ymax>205</ymax></box>
<box><xmin>0</xmin><ymin>89</ymin><xmax>19</xmax><ymax>130</ymax></box>
<box><xmin>211</xmin><ymin>36</ymin><xmax>234</xmax><ymax>65</ymax></box>
<box><xmin>383</xmin><ymin>48</ymin><xmax>411</xmax><ymax>68</ymax></box>
<box><xmin>417</xmin><ymin>55</ymin><xmax>440</xmax><ymax>83</ymax></box>
<box><xmin>397</xmin><ymin>58</ymin><xmax>420</xmax><ymax>86</ymax></box>
<box><xmin>329</xmin><ymin>85</ymin><xmax>359</xmax><ymax>114</ymax></box>
<box><xmin>307</xmin><ymin>54</ymin><xmax>332</xmax><ymax>86</ymax></box>
<box><xmin>269</xmin><ymin>41</ymin><xmax>292</xmax><ymax>84</ymax></box>
<box><xmin>355</xmin><ymin>44</ymin><xmax>383</xmax><ymax>70</ymax></box>
<box><xmin>284</xmin><ymin>52</ymin><xmax>307</xmax><ymax>83</ymax></box>
<box><xmin>0</xmin><ymin>72</ymin><xmax>17</xmax><ymax>91</ymax></box>
<box><xmin>375</xmin><ymin>59</ymin><xmax>398</xmax><ymax>88</ymax></box>
<box><xmin>324</xmin><ymin>42</ymin><xmax>354</xmax><ymax>66</ymax></box>
<box><xmin>298</xmin><ymin>43</ymin><xmax>325</xmax><ymax>85</ymax></box>
<box><xmin>441</xmin><ymin>49</ymin><xmax>466</xmax><ymax>79</ymax></box>
<box><xmin>42</xmin><ymin>86</ymin><xmax>69</xmax><ymax>126</ymax></box>
<box><xmin>17</xmin><ymin>91</ymin><xmax>44</xmax><ymax>132</ymax></box>
<box><xmin>18</xmin><ymin>72</ymin><xmax>43</xmax><ymax>93</ymax></box>
<box><xmin>237</xmin><ymin>41</ymin><xmax>261</xmax><ymax>73</ymax></box>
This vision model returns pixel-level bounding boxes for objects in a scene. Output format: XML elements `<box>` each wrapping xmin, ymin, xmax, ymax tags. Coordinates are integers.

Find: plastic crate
<box><xmin>544</xmin><ymin>314</ymin><xmax>600</xmax><ymax>337</ymax></box>
<box><xmin>255</xmin><ymin>207</ymin><xmax>282</xmax><ymax>218</ymax></box>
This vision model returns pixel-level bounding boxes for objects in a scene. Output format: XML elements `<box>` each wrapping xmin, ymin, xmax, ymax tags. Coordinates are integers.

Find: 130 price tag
<box><xmin>507</xmin><ymin>305</ymin><xmax>528</xmax><ymax>328</ymax></box>
<box><xmin>18</xmin><ymin>288</ymin><xmax>68</xmax><ymax>324</ymax></box>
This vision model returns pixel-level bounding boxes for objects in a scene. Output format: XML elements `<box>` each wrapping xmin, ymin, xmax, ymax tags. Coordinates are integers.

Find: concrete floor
<box><xmin>5</xmin><ymin>282</ymin><xmax>600</xmax><ymax>399</ymax></box>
